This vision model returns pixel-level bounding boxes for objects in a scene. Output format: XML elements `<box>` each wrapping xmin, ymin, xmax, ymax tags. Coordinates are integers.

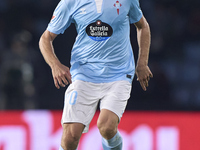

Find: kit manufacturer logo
<box><xmin>80</xmin><ymin>8</ymin><xmax>86</xmax><ymax>14</ymax></box>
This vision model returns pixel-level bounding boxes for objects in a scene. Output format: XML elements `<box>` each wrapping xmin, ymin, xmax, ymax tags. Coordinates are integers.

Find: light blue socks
<box><xmin>102</xmin><ymin>131</ymin><xmax>122</xmax><ymax>150</ymax></box>
<box><xmin>59</xmin><ymin>132</ymin><xmax>122</xmax><ymax>150</ymax></box>
<box><xmin>59</xmin><ymin>146</ymin><xmax>64</xmax><ymax>150</ymax></box>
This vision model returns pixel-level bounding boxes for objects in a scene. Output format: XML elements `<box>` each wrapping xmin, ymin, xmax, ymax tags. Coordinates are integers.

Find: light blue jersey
<box><xmin>47</xmin><ymin>0</ymin><xmax>143</xmax><ymax>83</ymax></box>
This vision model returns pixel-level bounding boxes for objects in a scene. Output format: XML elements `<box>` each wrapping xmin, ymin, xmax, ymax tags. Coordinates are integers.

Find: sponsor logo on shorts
<box><xmin>86</xmin><ymin>20</ymin><xmax>113</xmax><ymax>41</ymax></box>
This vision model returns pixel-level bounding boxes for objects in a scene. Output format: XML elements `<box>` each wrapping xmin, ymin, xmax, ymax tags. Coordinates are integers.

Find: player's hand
<box><xmin>135</xmin><ymin>65</ymin><xmax>153</xmax><ymax>91</ymax></box>
<box><xmin>51</xmin><ymin>62</ymin><xmax>72</xmax><ymax>89</ymax></box>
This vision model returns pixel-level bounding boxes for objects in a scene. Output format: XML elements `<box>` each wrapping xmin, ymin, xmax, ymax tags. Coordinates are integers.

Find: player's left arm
<box><xmin>134</xmin><ymin>16</ymin><xmax>153</xmax><ymax>91</ymax></box>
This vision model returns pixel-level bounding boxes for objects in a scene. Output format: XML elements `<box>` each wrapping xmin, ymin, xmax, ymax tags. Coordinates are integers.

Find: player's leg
<box><xmin>97</xmin><ymin>80</ymin><xmax>132</xmax><ymax>150</ymax></box>
<box><xmin>97</xmin><ymin>109</ymin><xmax>122</xmax><ymax>150</ymax></box>
<box><xmin>60</xmin><ymin>80</ymin><xmax>100</xmax><ymax>150</ymax></box>
<box><xmin>60</xmin><ymin>123</ymin><xmax>85</xmax><ymax>150</ymax></box>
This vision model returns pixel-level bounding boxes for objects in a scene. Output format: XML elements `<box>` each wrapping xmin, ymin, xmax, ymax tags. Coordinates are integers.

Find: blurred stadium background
<box><xmin>0</xmin><ymin>0</ymin><xmax>200</xmax><ymax>149</ymax></box>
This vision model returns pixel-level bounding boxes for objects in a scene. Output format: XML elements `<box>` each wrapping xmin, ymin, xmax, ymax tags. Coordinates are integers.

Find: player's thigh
<box><xmin>62</xmin><ymin>80</ymin><xmax>100</xmax><ymax>133</ymax></box>
<box><xmin>100</xmin><ymin>80</ymin><xmax>132</xmax><ymax>122</ymax></box>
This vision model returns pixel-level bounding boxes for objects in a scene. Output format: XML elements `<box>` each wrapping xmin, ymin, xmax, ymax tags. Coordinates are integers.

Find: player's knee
<box><xmin>99</xmin><ymin>125</ymin><xmax>116</xmax><ymax>137</ymax></box>
<box><xmin>97</xmin><ymin>120</ymin><xmax>117</xmax><ymax>138</ymax></box>
<box><xmin>61</xmin><ymin>130</ymin><xmax>80</xmax><ymax>149</ymax></box>
<box><xmin>63</xmin><ymin>131</ymin><xmax>80</xmax><ymax>143</ymax></box>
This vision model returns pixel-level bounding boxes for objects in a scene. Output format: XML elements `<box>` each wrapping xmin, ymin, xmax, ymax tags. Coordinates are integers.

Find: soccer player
<box><xmin>39</xmin><ymin>0</ymin><xmax>153</xmax><ymax>149</ymax></box>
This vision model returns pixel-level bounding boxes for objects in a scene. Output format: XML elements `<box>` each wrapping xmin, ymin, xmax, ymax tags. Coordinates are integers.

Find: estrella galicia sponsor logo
<box><xmin>86</xmin><ymin>20</ymin><xmax>113</xmax><ymax>41</ymax></box>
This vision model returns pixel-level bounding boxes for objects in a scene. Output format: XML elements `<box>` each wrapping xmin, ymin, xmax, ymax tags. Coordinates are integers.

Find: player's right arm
<box><xmin>39</xmin><ymin>30</ymin><xmax>72</xmax><ymax>89</ymax></box>
<box><xmin>39</xmin><ymin>0</ymin><xmax>73</xmax><ymax>89</ymax></box>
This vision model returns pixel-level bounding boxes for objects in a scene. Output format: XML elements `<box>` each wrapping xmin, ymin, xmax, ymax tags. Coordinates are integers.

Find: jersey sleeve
<box><xmin>47</xmin><ymin>0</ymin><xmax>74</xmax><ymax>34</ymax></box>
<box><xmin>129</xmin><ymin>0</ymin><xmax>143</xmax><ymax>24</ymax></box>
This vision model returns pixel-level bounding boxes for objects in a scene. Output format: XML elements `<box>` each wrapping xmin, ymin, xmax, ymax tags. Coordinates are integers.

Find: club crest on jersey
<box><xmin>114</xmin><ymin>1</ymin><xmax>122</xmax><ymax>15</ymax></box>
<box><xmin>86</xmin><ymin>20</ymin><xmax>113</xmax><ymax>41</ymax></box>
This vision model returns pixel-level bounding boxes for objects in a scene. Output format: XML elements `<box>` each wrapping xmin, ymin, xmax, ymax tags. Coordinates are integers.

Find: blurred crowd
<box><xmin>0</xmin><ymin>0</ymin><xmax>199</xmax><ymax>110</ymax></box>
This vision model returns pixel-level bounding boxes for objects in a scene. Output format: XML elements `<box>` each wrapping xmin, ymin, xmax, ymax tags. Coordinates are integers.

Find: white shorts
<box><xmin>61</xmin><ymin>80</ymin><xmax>132</xmax><ymax>133</ymax></box>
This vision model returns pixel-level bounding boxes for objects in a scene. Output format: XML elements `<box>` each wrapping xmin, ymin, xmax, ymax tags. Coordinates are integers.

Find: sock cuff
<box><xmin>102</xmin><ymin>131</ymin><xmax>122</xmax><ymax>148</ymax></box>
<box><xmin>59</xmin><ymin>146</ymin><xmax>64</xmax><ymax>150</ymax></box>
